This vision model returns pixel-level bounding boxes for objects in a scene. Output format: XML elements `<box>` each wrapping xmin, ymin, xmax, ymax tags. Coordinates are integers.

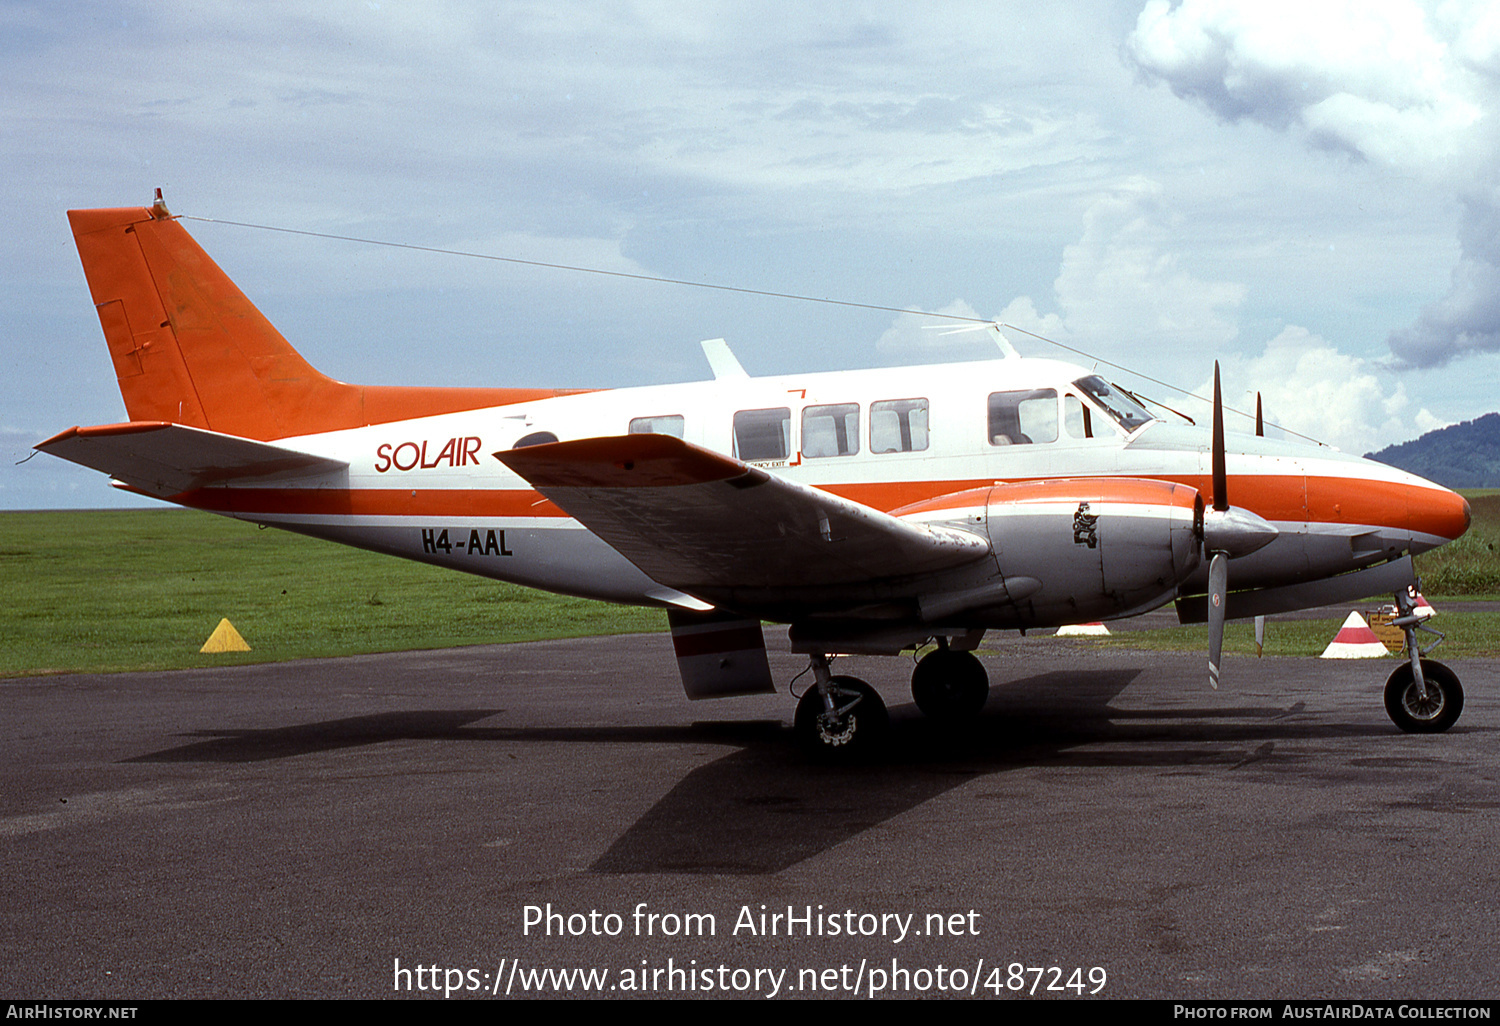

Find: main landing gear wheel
<box><xmin>910</xmin><ymin>649</ymin><xmax>990</xmax><ymax>720</ymax></box>
<box><xmin>795</xmin><ymin>675</ymin><xmax>889</xmax><ymax>760</ymax></box>
<box><xmin>1384</xmin><ymin>659</ymin><xmax>1464</xmax><ymax>734</ymax></box>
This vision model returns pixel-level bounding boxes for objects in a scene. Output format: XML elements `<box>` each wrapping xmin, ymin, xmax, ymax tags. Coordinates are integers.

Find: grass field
<box><xmin>1414</xmin><ymin>489</ymin><xmax>1500</xmax><ymax>595</ymax></box>
<box><xmin>0</xmin><ymin>508</ymin><xmax>664</xmax><ymax>677</ymax></box>
<box><xmin>1073</xmin><ymin>609</ymin><xmax>1499</xmax><ymax>658</ymax></box>
<box><xmin>2</xmin><ymin>495</ymin><xmax>1496</xmax><ymax>677</ymax></box>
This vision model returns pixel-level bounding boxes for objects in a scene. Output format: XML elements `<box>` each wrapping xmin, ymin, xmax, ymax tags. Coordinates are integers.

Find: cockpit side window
<box><xmin>1073</xmin><ymin>375</ymin><xmax>1154</xmax><ymax>433</ymax></box>
<box><xmin>988</xmin><ymin>389</ymin><xmax>1058</xmax><ymax>445</ymax></box>
<box><xmin>1064</xmin><ymin>394</ymin><xmax>1092</xmax><ymax>438</ymax></box>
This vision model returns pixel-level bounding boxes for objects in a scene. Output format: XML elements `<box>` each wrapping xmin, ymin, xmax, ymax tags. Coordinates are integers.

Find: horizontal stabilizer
<box><xmin>36</xmin><ymin>421</ymin><xmax>348</xmax><ymax>498</ymax></box>
<box><xmin>496</xmin><ymin>434</ymin><xmax>990</xmax><ymax>595</ymax></box>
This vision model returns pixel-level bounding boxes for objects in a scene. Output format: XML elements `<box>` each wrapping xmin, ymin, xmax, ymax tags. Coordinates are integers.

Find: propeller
<box><xmin>1253</xmin><ymin>390</ymin><xmax>1266</xmax><ymax>657</ymax></box>
<box><xmin>1207</xmin><ymin>364</ymin><xmax>1229</xmax><ymax>687</ymax></box>
<box><xmin>1200</xmin><ymin>364</ymin><xmax>1279</xmax><ymax>688</ymax></box>
<box><xmin>1208</xmin><ymin>548</ymin><xmax>1228</xmax><ymax>688</ymax></box>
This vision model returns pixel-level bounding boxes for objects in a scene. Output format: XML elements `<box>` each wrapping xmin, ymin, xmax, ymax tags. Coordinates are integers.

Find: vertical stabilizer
<box><xmin>68</xmin><ymin>201</ymin><xmax>580</xmax><ymax>441</ymax></box>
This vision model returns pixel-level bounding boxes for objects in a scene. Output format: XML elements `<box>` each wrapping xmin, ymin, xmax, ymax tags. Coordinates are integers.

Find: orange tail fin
<box><xmin>68</xmin><ymin>199</ymin><xmax>577</xmax><ymax>441</ymax></box>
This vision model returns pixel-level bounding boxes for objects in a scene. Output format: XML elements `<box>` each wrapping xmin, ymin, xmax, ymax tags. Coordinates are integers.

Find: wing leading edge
<box><xmin>496</xmin><ymin>434</ymin><xmax>991</xmax><ymax>605</ymax></box>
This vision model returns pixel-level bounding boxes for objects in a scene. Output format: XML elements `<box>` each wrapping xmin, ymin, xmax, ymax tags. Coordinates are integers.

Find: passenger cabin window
<box><xmin>513</xmin><ymin>431</ymin><xmax>559</xmax><ymax>448</ymax></box>
<box><xmin>733</xmin><ymin>407</ymin><xmax>791</xmax><ymax>461</ymax></box>
<box><xmin>801</xmin><ymin>403</ymin><xmax>859</xmax><ymax>458</ymax></box>
<box><xmin>988</xmin><ymin>389</ymin><xmax>1058</xmax><ymax>445</ymax></box>
<box><xmin>870</xmin><ymin>398</ymin><xmax>928</xmax><ymax>454</ymax></box>
<box><xmin>628</xmin><ymin>414</ymin><xmax>685</xmax><ymax>438</ymax></box>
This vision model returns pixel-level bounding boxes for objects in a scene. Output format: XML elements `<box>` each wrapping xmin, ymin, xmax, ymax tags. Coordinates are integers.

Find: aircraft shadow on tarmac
<box><xmin>125</xmin><ymin>669</ymin><xmax>1399</xmax><ymax>876</ymax></box>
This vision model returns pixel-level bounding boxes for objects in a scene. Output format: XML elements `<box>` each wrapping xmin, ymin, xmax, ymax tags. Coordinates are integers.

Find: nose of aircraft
<box><xmin>1411</xmin><ymin>484</ymin><xmax>1471</xmax><ymax>545</ymax></box>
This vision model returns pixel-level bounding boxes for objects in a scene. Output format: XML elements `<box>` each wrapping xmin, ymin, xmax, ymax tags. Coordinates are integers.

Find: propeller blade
<box><xmin>1255</xmin><ymin>392</ymin><xmax>1264</xmax><ymax>438</ymax></box>
<box><xmin>1208</xmin><ymin>551</ymin><xmax>1228</xmax><ymax>689</ymax></box>
<box><xmin>1254</xmin><ymin>614</ymin><xmax>1265</xmax><ymax>657</ymax></box>
<box><xmin>1212</xmin><ymin>362</ymin><xmax>1228</xmax><ymax>512</ymax></box>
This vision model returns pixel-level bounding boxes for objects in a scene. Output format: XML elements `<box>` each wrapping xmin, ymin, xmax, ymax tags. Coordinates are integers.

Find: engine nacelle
<box><xmin>984</xmin><ymin>478</ymin><xmax>1203</xmax><ymax>626</ymax></box>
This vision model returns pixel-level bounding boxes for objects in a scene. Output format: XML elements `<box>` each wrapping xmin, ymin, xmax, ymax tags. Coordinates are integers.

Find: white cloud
<box><xmin>986</xmin><ymin>184</ymin><xmax>1438</xmax><ymax>452</ymax></box>
<box><xmin>1414</xmin><ymin>407</ymin><xmax>1453</xmax><ymax>435</ymax></box>
<box><xmin>994</xmin><ymin>296</ymin><xmax>1066</xmax><ymax>346</ymax></box>
<box><xmin>1386</xmin><ymin>186</ymin><xmax>1500</xmax><ymax>366</ymax></box>
<box><xmin>1126</xmin><ymin>0</ymin><xmax>1481</xmax><ymax>167</ymax></box>
<box><xmin>1211</xmin><ymin>325</ymin><xmax>1434</xmax><ymax>453</ymax></box>
<box><xmin>992</xmin><ymin>178</ymin><xmax>1245</xmax><ymax>365</ymax></box>
<box><xmin>876</xmin><ymin>299</ymin><xmax>994</xmax><ymax>356</ymax></box>
<box><xmin>1125</xmin><ymin>0</ymin><xmax>1500</xmax><ymax>369</ymax></box>
<box><xmin>876</xmin><ymin>179</ymin><xmax>1246</xmax><ymax>368</ymax></box>
<box><xmin>1051</xmin><ymin>178</ymin><xmax>1245</xmax><ymax>352</ymax></box>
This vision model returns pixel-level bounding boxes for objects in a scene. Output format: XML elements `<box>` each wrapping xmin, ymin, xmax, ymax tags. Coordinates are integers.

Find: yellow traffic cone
<box><xmin>200</xmin><ymin>618</ymin><xmax>250</xmax><ymax>653</ymax></box>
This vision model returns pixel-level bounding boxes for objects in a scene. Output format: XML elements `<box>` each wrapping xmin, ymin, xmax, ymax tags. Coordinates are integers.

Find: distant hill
<box><xmin>1365</xmin><ymin>413</ymin><xmax>1500</xmax><ymax>488</ymax></box>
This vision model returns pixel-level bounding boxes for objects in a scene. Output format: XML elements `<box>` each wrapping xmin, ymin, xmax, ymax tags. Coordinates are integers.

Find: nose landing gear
<box><xmin>1384</xmin><ymin>585</ymin><xmax>1463</xmax><ymax>734</ymax></box>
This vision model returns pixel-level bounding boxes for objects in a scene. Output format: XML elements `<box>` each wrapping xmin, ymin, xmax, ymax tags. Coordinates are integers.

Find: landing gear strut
<box><xmin>1384</xmin><ymin>585</ymin><xmax>1463</xmax><ymax>733</ymax></box>
<box><xmin>910</xmin><ymin>644</ymin><xmax>990</xmax><ymax>720</ymax></box>
<box><xmin>794</xmin><ymin>654</ymin><xmax>888</xmax><ymax>760</ymax></box>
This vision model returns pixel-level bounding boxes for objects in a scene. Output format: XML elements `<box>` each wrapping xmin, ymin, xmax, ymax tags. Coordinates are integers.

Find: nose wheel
<box><xmin>1385</xmin><ymin>659</ymin><xmax>1463</xmax><ymax>734</ymax></box>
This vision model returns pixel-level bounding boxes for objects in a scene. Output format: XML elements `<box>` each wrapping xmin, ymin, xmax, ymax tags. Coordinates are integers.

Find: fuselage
<box><xmin>166</xmin><ymin>354</ymin><xmax>1470</xmax><ymax>628</ymax></box>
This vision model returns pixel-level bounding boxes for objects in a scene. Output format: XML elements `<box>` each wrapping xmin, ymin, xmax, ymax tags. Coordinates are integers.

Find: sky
<box><xmin>4</xmin><ymin>0</ymin><xmax>1500</xmax><ymax>508</ymax></box>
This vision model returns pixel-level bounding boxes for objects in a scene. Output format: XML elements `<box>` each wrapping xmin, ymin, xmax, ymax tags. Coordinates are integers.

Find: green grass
<box><xmin>1049</xmin><ymin>611</ymin><xmax>1499</xmax><ymax>658</ymax></box>
<box><xmin>0</xmin><ymin>508</ymin><xmax>664</xmax><ymax>677</ymax></box>
<box><xmin>1412</xmin><ymin>491</ymin><xmax>1500</xmax><ymax>596</ymax></box>
<box><xmin>4</xmin><ymin>490</ymin><xmax>1498</xmax><ymax>677</ymax></box>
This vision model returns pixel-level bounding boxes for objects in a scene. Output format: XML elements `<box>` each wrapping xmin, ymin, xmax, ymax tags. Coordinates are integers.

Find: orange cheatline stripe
<box><xmin>1159</xmin><ymin>473</ymin><xmax>1469</xmax><ymax>541</ymax></box>
<box><xmin>176</xmin><ymin>487</ymin><xmax>566</xmax><ymax>518</ymax></box>
<box><xmin>168</xmin><ymin>471</ymin><xmax>1470</xmax><ymax>541</ymax></box>
<box><xmin>886</xmin><ymin>478</ymin><xmax>1202</xmax><ymax>518</ymax></box>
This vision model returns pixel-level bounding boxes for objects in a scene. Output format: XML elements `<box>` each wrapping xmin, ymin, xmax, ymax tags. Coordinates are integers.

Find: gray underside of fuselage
<box><xmin>239</xmin><ymin>511</ymin><xmax>1427</xmax><ymax>643</ymax></box>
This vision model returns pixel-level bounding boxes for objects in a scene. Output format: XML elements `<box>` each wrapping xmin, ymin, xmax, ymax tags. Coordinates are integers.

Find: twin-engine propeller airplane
<box><xmin>39</xmin><ymin>195</ymin><xmax>1473</xmax><ymax>757</ymax></box>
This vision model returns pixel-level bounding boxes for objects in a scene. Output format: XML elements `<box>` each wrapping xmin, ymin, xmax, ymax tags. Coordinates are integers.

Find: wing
<box><xmin>36</xmin><ymin>421</ymin><xmax>348</xmax><ymax>498</ymax></box>
<box><xmin>495</xmin><ymin>434</ymin><xmax>990</xmax><ymax>599</ymax></box>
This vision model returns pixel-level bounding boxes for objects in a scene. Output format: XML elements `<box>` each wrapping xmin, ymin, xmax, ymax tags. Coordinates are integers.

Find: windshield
<box><xmin>1073</xmin><ymin>375</ymin><xmax>1155</xmax><ymax>433</ymax></box>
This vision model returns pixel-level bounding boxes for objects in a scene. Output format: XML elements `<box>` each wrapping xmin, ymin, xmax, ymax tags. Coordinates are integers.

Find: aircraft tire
<box><xmin>910</xmin><ymin>649</ymin><xmax>990</xmax><ymax>720</ymax></box>
<box><xmin>795</xmin><ymin>676</ymin><xmax>889</xmax><ymax>760</ymax></box>
<box><xmin>1384</xmin><ymin>659</ymin><xmax>1464</xmax><ymax>734</ymax></box>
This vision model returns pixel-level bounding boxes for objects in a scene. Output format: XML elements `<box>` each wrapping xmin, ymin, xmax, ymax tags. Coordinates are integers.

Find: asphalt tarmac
<box><xmin>2</xmin><ymin>632</ymin><xmax>1497</xmax><ymax>1001</ymax></box>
